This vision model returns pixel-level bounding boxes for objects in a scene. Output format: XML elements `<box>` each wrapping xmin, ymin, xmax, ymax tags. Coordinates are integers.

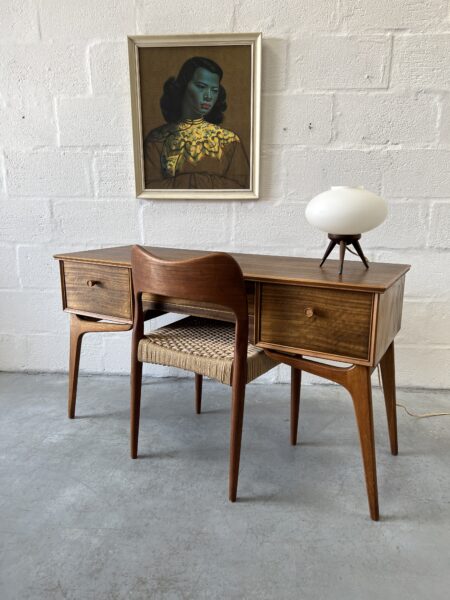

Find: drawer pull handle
<box><xmin>304</xmin><ymin>307</ymin><xmax>315</xmax><ymax>318</ymax></box>
<box><xmin>86</xmin><ymin>280</ymin><xmax>100</xmax><ymax>287</ymax></box>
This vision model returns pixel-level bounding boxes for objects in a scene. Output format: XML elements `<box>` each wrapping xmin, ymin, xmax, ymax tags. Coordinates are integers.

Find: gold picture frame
<box><xmin>128</xmin><ymin>33</ymin><xmax>261</xmax><ymax>200</ymax></box>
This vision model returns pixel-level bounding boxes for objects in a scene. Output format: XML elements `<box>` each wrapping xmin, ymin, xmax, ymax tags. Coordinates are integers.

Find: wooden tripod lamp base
<box><xmin>305</xmin><ymin>186</ymin><xmax>388</xmax><ymax>276</ymax></box>
<box><xmin>320</xmin><ymin>233</ymin><xmax>369</xmax><ymax>275</ymax></box>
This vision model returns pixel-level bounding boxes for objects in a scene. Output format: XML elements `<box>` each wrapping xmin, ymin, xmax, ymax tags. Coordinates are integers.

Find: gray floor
<box><xmin>1</xmin><ymin>373</ymin><xmax>450</xmax><ymax>600</ymax></box>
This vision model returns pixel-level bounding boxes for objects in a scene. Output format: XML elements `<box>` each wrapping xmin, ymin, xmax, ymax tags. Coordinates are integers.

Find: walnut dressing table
<box><xmin>55</xmin><ymin>245</ymin><xmax>410</xmax><ymax>520</ymax></box>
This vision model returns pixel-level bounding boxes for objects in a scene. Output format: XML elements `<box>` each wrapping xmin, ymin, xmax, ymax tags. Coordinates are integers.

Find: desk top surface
<box><xmin>55</xmin><ymin>245</ymin><xmax>410</xmax><ymax>293</ymax></box>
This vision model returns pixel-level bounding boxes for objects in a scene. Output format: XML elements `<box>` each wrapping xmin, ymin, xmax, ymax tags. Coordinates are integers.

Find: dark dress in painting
<box><xmin>144</xmin><ymin>118</ymin><xmax>250</xmax><ymax>190</ymax></box>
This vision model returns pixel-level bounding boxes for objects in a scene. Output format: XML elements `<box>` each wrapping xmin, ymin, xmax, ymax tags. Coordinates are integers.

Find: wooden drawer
<box><xmin>62</xmin><ymin>261</ymin><xmax>132</xmax><ymax>322</ymax></box>
<box><xmin>257</xmin><ymin>283</ymin><xmax>374</xmax><ymax>361</ymax></box>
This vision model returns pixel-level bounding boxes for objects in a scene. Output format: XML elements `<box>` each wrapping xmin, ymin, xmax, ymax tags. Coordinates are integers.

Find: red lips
<box><xmin>201</xmin><ymin>103</ymin><xmax>211</xmax><ymax>109</ymax></box>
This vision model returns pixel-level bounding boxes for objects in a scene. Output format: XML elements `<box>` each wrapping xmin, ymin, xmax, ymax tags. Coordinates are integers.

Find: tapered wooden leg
<box><xmin>229</xmin><ymin>379</ymin><xmax>246</xmax><ymax>502</ymax></box>
<box><xmin>338</xmin><ymin>240</ymin><xmax>346</xmax><ymax>275</ymax></box>
<box><xmin>319</xmin><ymin>239</ymin><xmax>337</xmax><ymax>267</ymax></box>
<box><xmin>290</xmin><ymin>366</ymin><xmax>301</xmax><ymax>445</ymax></box>
<box><xmin>67</xmin><ymin>314</ymin><xmax>132</xmax><ymax>419</ymax></box>
<box><xmin>68</xmin><ymin>314</ymin><xmax>84</xmax><ymax>419</ymax></box>
<box><xmin>130</xmin><ymin>360</ymin><xmax>143</xmax><ymax>459</ymax></box>
<box><xmin>195</xmin><ymin>373</ymin><xmax>203</xmax><ymax>414</ymax></box>
<box><xmin>379</xmin><ymin>342</ymin><xmax>398</xmax><ymax>456</ymax></box>
<box><xmin>264</xmin><ymin>350</ymin><xmax>381</xmax><ymax>520</ymax></box>
<box><xmin>347</xmin><ymin>366</ymin><xmax>379</xmax><ymax>521</ymax></box>
<box><xmin>352</xmin><ymin>239</ymin><xmax>369</xmax><ymax>269</ymax></box>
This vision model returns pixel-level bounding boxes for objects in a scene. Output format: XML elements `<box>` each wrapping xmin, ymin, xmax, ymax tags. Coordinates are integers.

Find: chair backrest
<box><xmin>131</xmin><ymin>245</ymin><xmax>248</xmax><ymax>320</ymax></box>
<box><xmin>131</xmin><ymin>246</ymin><xmax>249</xmax><ymax>373</ymax></box>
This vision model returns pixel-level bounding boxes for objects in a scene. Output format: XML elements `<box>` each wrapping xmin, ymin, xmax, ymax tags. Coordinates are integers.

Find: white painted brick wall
<box><xmin>286</xmin><ymin>149</ymin><xmax>386</xmax><ymax>200</ymax></box>
<box><xmin>261</xmin><ymin>39</ymin><xmax>288</xmax><ymax>92</ymax></box>
<box><xmin>258</xmin><ymin>151</ymin><xmax>286</xmax><ymax>200</ymax></box>
<box><xmin>93</xmin><ymin>152</ymin><xmax>136</xmax><ymax>197</ymax></box>
<box><xmin>0</xmin><ymin>1</ymin><xmax>40</xmax><ymax>43</ymax></box>
<box><xmin>0</xmin><ymin>98</ymin><xmax>57</xmax><ymax>148</ymax></box>
<box><xmin>441</xmin><ymin>94</ymin><xmax>450</xmax><ymax>144</ymax></box>
<box><xmin>135</xmin><ymin>0</ymin><xmax>235</xmax><ymax>34</ymax></box>
<box><xmin>52</xmin><ymin>200</ymin><xmax>141</xmax><ymax>245</ymax></box>
<box><xmin>340</xmin><ymin>0</ymin><xmax>449</xmax><ymax>32</ymax></box>
<box><xmin>0</xmin><ymin>246</ymin><xmax>19</xmax><ymax>289</ymax></box>
<box><xmin>391</xmin><ymin>35</ymin><xmax>450</xmax><ymax>88</ymax></box>
<box><xmin>89</xmin><ymin>42</ymin><xmax>130</xmax><ymax>95</ymax></box>
<box><xmin>376</xmin><ymin>250</ymin><xmax>449</xmax><ymax>299</ymax></box>
<box><xmin>39</xmin><ymin>0</ymin><xmax>136</xmax><ymax>41</ymax></box>
<box><xmin>57</xmin><ymin>96</ymin><xmax>132</xmax><ymax>147</ymax></box>
<box><xmin>262</xmin><ymin>94</ymin><xmax>333</xmax><ymax>145</ymax></box>
<box><xmin>5</xmin><ymin>150</ymin><xmax>92</xmax><ymax>197</ymax></box>
<box><xmin>233</xmin><ymin>202</ymin><xmax>324</xmax><ymax>252</ymax></box>
<box><xmin>397</xmin><ymin>301</ymin><xmax>450</xmax><ymax>345</ymax></box>
<box><xmin>0</xmin><ymin>44</ymin><xmax>89</xmax><ymax>103</ymax></box>
<box><xmin>428</xmin><ymin>201</ymin><xmax>450</xmax><ymax>247</ymax></box>
<box><xmin>334</xmin><ymin>92</ymin><xmax>439</xmax><ymax>145</ymax></box>
<box><xmin>141</xmin><ymin>203</ymin><xmax>233</xmax><ymax>248</ymax></box>
<box><xmin>0</xmin><ymin>198</ymin><xmax>53</xmax><ymax>242</ymax></box>
<box><xmin>290</xmin><ymin>35</ymin><xmax>391</xmax><ymax>89</ymax></box>
<box><xmin>0</xmin><ymin>291</ymin><xmax>67</xmax><ymax>334</ymax></box>
<box><xmin>383</xmin><ymin>150</ymin><xmax>450</xmax><ymax>197</ymax></box>
<box><xmin>0</xmin><ymin>0</ymin><xmax>449</xmax><ymax>390</ymax></box>
<box><xmin>364</xmin><ymin>201</ymin><xmax>428</xmax><ymax>249</ymax></box>
<box><xmin>234</xmin><ymin>0</ymin><xmax>339</xmax><ymax>33</ymax></box>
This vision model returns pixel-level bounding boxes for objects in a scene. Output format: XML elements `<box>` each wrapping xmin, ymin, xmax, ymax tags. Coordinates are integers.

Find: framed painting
<box><xmin>128</xmin><ymin>33</ymin><xmax>261</xmax><ymax>200</ymax></box>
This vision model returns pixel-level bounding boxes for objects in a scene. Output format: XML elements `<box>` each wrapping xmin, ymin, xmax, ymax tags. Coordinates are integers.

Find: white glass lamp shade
<box><xmin>305</xmin><ymin>186</ymin><xmax>388</xmax><ymax>235</ymax></box>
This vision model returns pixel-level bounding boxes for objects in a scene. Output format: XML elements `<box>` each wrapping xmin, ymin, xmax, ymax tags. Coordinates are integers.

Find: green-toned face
<box><xmin>181</xmin><ymin>67</ymin><xmax>220</xmax><ymax>120</ymax></box>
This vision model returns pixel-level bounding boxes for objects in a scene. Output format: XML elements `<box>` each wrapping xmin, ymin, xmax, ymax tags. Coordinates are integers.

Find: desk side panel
<box><xmin>372</xmin><ymin>277</ymin><xmax>405</xmax><ymax>365</ymax></box>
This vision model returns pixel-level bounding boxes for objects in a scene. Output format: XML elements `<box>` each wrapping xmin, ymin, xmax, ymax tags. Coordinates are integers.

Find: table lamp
<box><xmin>305</xmin><ymin>186</ymin><xmax>388</xmax><ymax>275</ymax></box>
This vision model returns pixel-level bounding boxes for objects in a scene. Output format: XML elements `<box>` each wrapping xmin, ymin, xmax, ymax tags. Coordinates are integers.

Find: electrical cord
<box><xmin>376</xmin><ymin>365</ymin><xmax>450</xmax><ymax>419</ymax></box>
<box><xmin>346</xmin><ymin>246</ymin><xmax>368</xmax><ymax>261</ymax></box>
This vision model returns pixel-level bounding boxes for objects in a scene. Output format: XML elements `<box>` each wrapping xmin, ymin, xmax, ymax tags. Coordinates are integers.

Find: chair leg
<box><xmin>130</xmin><ymin>360</ymin><xmax>143</xmax><ymax>459</ymax></box>
<box><xmin>229</xmin><ymin>379</ymin><xmax>246</xmax><ymax>502</ymax></box>
<box><xmin>195</xmin><ymin>373</ymin><xmax>203</xmax><ymax>414</ymax></box>
<box><xmin>290</xmin><ymin>366</ymin><xmax>301</xmax><ymax>445</ymax></box>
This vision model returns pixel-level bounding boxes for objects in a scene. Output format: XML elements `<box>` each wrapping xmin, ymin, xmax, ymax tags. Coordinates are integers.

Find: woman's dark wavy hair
<box><xmin>160</xmin><ymin>57</ymin><xmax>227</xmax><ymax>124</ymax></box>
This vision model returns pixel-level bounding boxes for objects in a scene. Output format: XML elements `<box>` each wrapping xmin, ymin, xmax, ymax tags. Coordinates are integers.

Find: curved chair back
<box><xmin>131</xmin><ymin>245</ymin><xmax>249</xmax><ymax>382</ymax></box>
<box><xmin>131</xmin><ymin>245</ymin><xmax>248</xmax><ymax>322</ymax></box>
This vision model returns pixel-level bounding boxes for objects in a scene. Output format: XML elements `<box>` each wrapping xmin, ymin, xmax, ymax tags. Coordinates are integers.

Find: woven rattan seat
<box><xmin>138</xmin><ymin>317</ymin><xmax>277</xmax><ymax>385</ymax></box>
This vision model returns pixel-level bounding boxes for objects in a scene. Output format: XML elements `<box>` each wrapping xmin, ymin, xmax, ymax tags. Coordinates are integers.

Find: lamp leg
<box><xmin>351</xmin><ymin>239</ymin><xmax>369</xmax><ymax>269</ymax></box>
<box><xmin>338</xmin><ymin>240</ymin><xmax>346</xmax><ymax>275</ymax></box>
<box><xmin>319</xmin><ymin>239</ymin><xmax>337</xmax><ymax>267</ymax></box>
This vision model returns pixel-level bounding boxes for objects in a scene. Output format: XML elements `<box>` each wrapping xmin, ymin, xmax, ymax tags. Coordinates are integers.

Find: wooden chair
<box><xmin>130</xmin><ymin>245</ymin><xmax>300</xmax><ymax>502</ymax></box>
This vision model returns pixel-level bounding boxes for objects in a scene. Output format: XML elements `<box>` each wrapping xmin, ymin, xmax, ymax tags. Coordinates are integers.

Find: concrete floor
<box><xmin>1</xmin><ymin>373</ymin><xmax>450</xmax><ymax>600</ymax></box>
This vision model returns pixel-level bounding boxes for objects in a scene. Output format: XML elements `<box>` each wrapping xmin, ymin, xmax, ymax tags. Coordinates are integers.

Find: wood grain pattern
<box><xmin>265</xmin><ymin>350</ymin><xmax>379</xmax><ymax>521</ymax></box>
<box><xmin>55</xmin><ymin>245</ymin><xmax>410</xmax><ymax>293</ymax></box>
<box><xmin>195</xmin><ymin>373</ymin><xmax>203</xmax><ymax>415</ymax></box>
<box><xmin>290</xmin><ymin>367</ymin><xmax>301</xmax><ymax>446</ymax></box>
<box><xmin>258</xmin><ymin>283</ymin><xmax>374</xmax><ymax>361</ymax></box>
<box><xmin>373</xmin><ymin>278</ymin><xmax>405</xmax><ymax>365</ymax></box>
<box><xmin>142</xmin><ymin>280</ymin><xmax>255</xmax><ymax>321</ymax></box>
<box><xmin>130</xmin><ymin>246</ymin><xmax>252</xmax><ymax>503</ymax></box>
<box><xmin>55</xmin><ymin>244</ymin><xmax>410</xmax><ymax>520</ymax></box>
<box><xmin>379</xmin><ymin>342</ymin><xmax>398</xmax><ymax>456</ymax></box>
<box><xmin>63</xmin><ymin>261</ymin><xmax>132</xmax><ymax>322</ymax></box>
<box><xmin>68</xmin><ymin>314</ymin><xmax>132</xmax><ymax>418</ymax></box>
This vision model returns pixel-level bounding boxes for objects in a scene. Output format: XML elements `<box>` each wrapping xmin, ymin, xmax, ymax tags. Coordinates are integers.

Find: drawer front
<box><xmin>63</xmin><ymin>261</ymin><xmax>132</xmax><ymax>321</ymax></box>
<box><xmin>258</xmin><ymin>283</ymin><xmax>374</xmax><ymax>361</ymax></box>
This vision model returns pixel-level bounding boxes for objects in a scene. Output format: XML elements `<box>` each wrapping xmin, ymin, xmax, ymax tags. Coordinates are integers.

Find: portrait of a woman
<box><xmin>143</xmin><ymin>56</ymin><xmax>250</xmax><ymax>190</ymax></box>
